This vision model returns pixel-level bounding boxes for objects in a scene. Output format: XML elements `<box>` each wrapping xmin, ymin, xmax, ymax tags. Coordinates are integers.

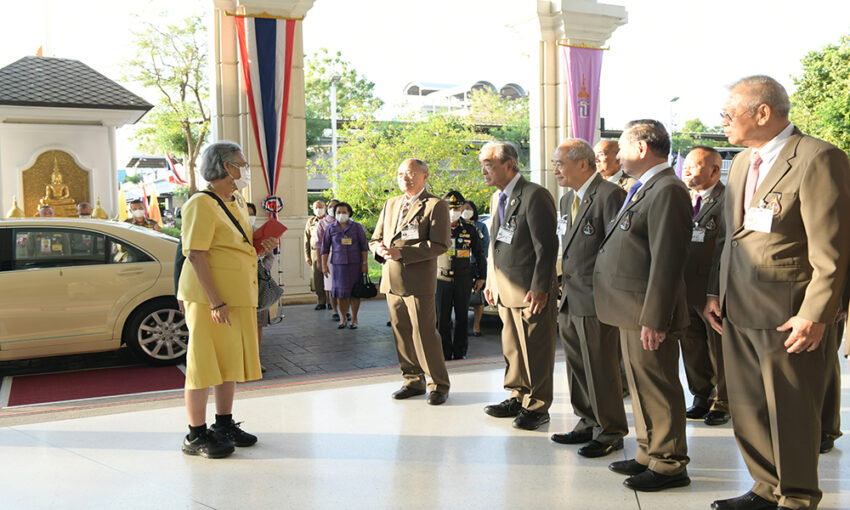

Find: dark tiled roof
<box><xmin>0</xmin><ymin>56</ymin><xmax>153</xmax><ymax>111</ymax></box>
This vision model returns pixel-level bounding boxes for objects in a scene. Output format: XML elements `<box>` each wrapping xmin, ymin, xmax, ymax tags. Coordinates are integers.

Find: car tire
<box><xmin>123</xmin><ymin>298</ymin><xmax>189</xmax><ymax>366</ymax></box>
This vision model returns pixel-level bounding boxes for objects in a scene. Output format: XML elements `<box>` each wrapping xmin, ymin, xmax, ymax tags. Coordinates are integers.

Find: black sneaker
<box><xmin>210</xmin><ymin>420</ymin><xmax>258</xmax><ymax>447</ymax></box>
<box><xmin>182</xmin><ymin>429</ymin><xmax>235</xmax><ymax>459</ymax></box>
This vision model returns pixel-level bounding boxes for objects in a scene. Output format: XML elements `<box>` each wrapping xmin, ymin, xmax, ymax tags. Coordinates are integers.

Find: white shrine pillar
<box><xmin>527</xmin><ymin>0</ymin><xmax>627</xmax><ymax>199</ymax></box>
<box><xmin>211</xmin><ymin>0</ymin><xmax>316</xmax><ymax>300</ymax></box>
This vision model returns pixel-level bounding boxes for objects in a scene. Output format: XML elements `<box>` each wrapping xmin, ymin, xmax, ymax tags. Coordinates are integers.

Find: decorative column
<box><xmin>211</xmin><ymin>0</ymin><xmax>316</xmax><ymax>300</ymax></box>
<box><xmin>525</xmin><ymin>0</ymin><xmax>627</xmax><ymax>199</ymax></box>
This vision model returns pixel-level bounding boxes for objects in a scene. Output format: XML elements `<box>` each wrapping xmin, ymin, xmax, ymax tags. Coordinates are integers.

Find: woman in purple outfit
<box><xmin>321</xmin><ymin>202</ymin><xmax>369</xmax><ymax>329</ymax></box>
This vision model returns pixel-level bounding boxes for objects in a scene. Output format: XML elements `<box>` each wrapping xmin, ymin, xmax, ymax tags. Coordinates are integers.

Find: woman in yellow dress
<box><xmin>177</xmin><ymin>141</ymin><xmax>276</xmax><ymax>459</ymax></box>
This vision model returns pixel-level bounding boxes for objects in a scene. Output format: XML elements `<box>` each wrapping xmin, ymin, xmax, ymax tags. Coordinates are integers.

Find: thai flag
<box><xmin>165</xmin><ymin>154</ymin><xmax>187</xmax><ymax>185</ymax></box>
<box><xmin>234</xmin><ymin>16</ymin><xmax>296</xmax><ymax>204</ymax></box>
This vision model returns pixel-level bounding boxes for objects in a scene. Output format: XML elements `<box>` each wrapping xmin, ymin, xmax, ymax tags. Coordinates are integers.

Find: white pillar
<box><xmin>522</xmin><ymin>0</ymin><xmax>627</xmax><ymax>201</ymax></box>
<box><xmin>211</xmin><ymin>0</ymin><xmax>316</xmax><ymax>300</ymax></box>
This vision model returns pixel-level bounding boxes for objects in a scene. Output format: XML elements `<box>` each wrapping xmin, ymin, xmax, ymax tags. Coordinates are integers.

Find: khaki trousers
<box><xmin>559</xmin><ymin>312</ymin><xmax>627</xmax><ymax>444</ymax></box>
<box><xmin>679</xmin><ymin>304</ymin><xmax>728</xmax><ymax>412</ymax></box>
<box><xmin>498</xmin><ymin>298</ymin><xmax>556</xmax><ymax>413</ymax></box>
<box><xmin>311</xmin><ymin>249</ymin><xmax>328</xmax><ymax>305</ymax></box>
<box><xmin>620</xmin><ymin>328</ymin><xmax>689</xmax><ymax>475</ymax></box>
<box><xmin>387</xmin><ymin>292</ymin><xmax>450</xmax><ymax>393</ymax></box>
<box><xmin>821</xmin><ymin>319</ymin><xmax>844</xmax><ymax>440</ymax></box>
<box><xmin>724</xmin><ymin>319</ymin><xmax>828</xmax><ymax>510</ymax></box>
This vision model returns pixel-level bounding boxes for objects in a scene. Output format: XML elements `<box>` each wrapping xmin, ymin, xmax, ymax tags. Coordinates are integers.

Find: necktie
<box><xmin>743</xmin><ymin>151</ymin><xmax>762</xmax><ymax>211</ymax></box>
<box><xmin>498</xmin><ymin>192</ymin><xmax>507</xmax><ymax>224</ymax></box>
<box><xmin>397</xmin><ymin>199</ymin><xmax>411</xmax><ymax>231</ymax></box>
<box><xmin>693</xmin><ymin>194</ymin><xmax>702</xmax><ymax>218</ymax></box>
<box><xmin>616</xmin><ymin>180</ymin><xmax>643</xmax><ymax>219</ymax></box>
<box><xmin>571</xmin><ymin>194</ymin><xmax>580</xmax><ymax>223</ymax></box>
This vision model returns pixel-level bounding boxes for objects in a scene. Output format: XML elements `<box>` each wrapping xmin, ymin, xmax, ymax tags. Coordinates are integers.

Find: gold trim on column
<box><xmin>225</xmin><ymin>10</ymin><xmax>304</xmax><ymax>21</ymax></box>
<box><xmin>556</xmin><ymin>41</ymin><xmax>609</xmax><ymax>50</ymax></box>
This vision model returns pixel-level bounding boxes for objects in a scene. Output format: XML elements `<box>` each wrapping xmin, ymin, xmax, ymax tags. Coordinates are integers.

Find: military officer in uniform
<box><xmin>436</xmin><ymin>190</ymin><xmax>486</xmax><ymax>360</ymax></box>
<box><xmin>679</xmin><ymin>146</ymin><xmax>730</xmax><ymax>426</ymax></box>
<box><xmin>304</xmin><ymin>200</ymin><xmax>330</xmax><ymax>310</ymax></box>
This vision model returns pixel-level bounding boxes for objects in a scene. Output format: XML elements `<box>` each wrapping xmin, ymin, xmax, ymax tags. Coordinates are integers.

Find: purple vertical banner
<box><xmin>562</xmin><ymin>45</ymin><xmax>603</xmax><ymax>145</ymax></box>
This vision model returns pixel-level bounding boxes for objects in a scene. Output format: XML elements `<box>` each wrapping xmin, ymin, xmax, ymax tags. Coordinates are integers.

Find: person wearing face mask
<box><xmin>435</xmin><ymin>191</ymin><xmax>486</xmax><ymax>360</ymax></box>
<box><xmin>316</xmin><ymin>199</ymin><xmax>344</xmax><ymax>320</ymax></box>
<box><xmin>304</xmin><ymin>200</ymin><xmax>330</xmax><ymax>310</ymax></box>
<box><xmin>76</xmin><ymin>201</ymin><xmax>93</xmax><ymax>218</ymax></box>
<box><xmin>125</xmin><ymin>199</ymin><xmax>163</xmax><ymax>232</ymax></box>
<box><xmin>461</xmin><ymin>200</ymin><xmax>489</xmax><ymax>337</ymax></box>
<box><xmin>320</xmin><ymin>202</ymin><xmax>369</xmax><ymax>329</ymax></box>
<box><xmin>247</xmin><ymin>202</ymin><xmax>275</xmax><ymax>372</ymax></box>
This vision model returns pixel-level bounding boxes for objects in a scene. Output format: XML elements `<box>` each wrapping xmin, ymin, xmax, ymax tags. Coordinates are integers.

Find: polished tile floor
<box><xmin>0</xmin><ymin>361</ymin><xmax>848</xmax><ymax>510</ymax></box>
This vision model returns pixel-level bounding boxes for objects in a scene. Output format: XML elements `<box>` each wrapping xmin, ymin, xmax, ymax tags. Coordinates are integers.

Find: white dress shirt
<box><xmin>752</xmin><ymin>122</ymin><xmax>794</xmax><ymax>190</ymax></box>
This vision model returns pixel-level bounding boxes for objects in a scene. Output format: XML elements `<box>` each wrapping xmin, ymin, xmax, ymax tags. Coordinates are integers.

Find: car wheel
<box><xmin>124</xmin><ymin>299</ymin><xmax>189</xmax><ymax>366</ymax></box>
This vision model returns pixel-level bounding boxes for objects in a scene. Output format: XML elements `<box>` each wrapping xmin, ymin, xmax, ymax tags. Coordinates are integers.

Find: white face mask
<box><xmin>314</xmin><ymin>208</ymin><xmax>325</xmax><ymax>217</ymax></box>
<box><xmin>79</xmin><ymin>214</ymin><xmax>92</xmax><ymax>219</ymax></box>
<box><xmin>131</xmin><ymin>209</ymin><xmax>145</xmax><ymax>219</ymax></box>
<box><xmin>461</xmin><ymin>209</ymin><xmax>474</xmax><ymax>221</ymax></box>
<box><xmin>336</xmin><ymin>213</ymin><xmax>350</xmax><ymax>223</ymax></box>
<box><xmin>328</xmin><ymin>207</ymin><xmax>336</xmax><ymax>218</ymax></box>
<box><xmin>449</xmin><ymin>210</ymin><xmax>462</xmax><ymax>223</ymax></box>
<box><xmin>248</xmin><ymin>215</ymin><xmax>257</xmax><ymax>225</ymax></box>
<box><xmin>233</xmin><ymin>171</ymin><xmax>250</xmax><ymax>190</ymax></box>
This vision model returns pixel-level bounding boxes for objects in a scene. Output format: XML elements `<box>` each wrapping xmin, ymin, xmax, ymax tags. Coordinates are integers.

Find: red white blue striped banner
<box><xmin>165</xmin><ymin>154</ymin><xmax>187</xmax><ymax>185</ymax></box>
<box><xmin>234</xmin><ymin>15</ymin><xmax>296</xmax><ymax>215</ymax></box>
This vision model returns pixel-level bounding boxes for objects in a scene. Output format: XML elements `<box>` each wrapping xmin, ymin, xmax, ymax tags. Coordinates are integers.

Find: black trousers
<box><xmin>435</xmin><ymin>273</ymin><xmax>473</xmax><ymax>360</ymax></box>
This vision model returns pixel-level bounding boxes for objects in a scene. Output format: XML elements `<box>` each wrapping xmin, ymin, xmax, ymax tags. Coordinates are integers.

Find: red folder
<box><xmin>253</xmin><ymin>218</ymin><xmax>287</xmax><ymax>252</ymax></box>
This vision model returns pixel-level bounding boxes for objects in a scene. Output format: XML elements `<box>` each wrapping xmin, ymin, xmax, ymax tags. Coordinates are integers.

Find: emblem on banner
<box><xmin>262</xmin><ymin>196</ymin><xmax>284</xmax><ymax>214</ymax></box>
<box><xmin>577</xmin><ymin>75</ymin><xmax>590</xmax><ymax>119</ymax></box>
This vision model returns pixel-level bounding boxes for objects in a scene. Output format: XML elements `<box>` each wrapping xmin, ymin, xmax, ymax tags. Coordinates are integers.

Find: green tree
<box><xmin>672</xmin><ymin>118</ymin><xmax>731</xmax><ymax>155</ymax></box>
<box><xmin>465</xmin><ymin>88</ymin><xmax>530</xmax><ymax>166</ymax></box>
<box><xmin>304</xmin><ymin>48</ymin><xmax>384</xmax><ymax>150</ymax></box>
<box><xmin>310</xmin><ymin>115</ymin><xmax>493</xmax><ymax>233</ymax></box>
<box><xmin>791</xmin><ymin>34</ymin><xmax>850</xmax><ymax>153</ymax></box>
<box><xmin>125</xmin><ymin>14</ymin><xmax>210</xmax><ymax>192</ymax></box>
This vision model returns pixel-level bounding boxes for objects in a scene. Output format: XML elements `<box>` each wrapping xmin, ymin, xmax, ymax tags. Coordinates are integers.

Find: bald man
<box><xmin>76</xmin><ymin>202</ymin><xmax>93</xmax><ymax>218</ymax></box>
<box><xmin>595</xmin><ymin>140</ymin><xmax>636</xmax><ymax>191</ymax></box>
<box><xmin>679</xmin><ymin>146</ymin><xmax>729</xmax><ymax>426</ymax></box>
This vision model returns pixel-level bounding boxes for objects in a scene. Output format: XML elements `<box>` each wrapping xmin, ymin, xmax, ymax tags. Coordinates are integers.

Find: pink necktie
<box><xmin>743</xmin><ymin>152</ymin><xmax>762</xmax><ymax>211</ymax></box>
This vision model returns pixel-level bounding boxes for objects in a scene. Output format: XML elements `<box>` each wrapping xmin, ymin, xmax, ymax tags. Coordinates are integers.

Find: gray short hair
<box><xmin>731</xmin><ymin>75</ymin><xmax>791</xmax><ymax>118</ymax></box>
<box><xmin>481</xmin><ymin>141</ymin><xmax>520</xmax><ymax>171</ymax></box>
<box><xmin>562</xmin><ymin>139</ymin><xmax>596</xmax><ymax>171</ymax></box>
<box><xmin>622</xmin><ymin>119</ymin><xmax>670</xmax><ymax>158</ymax></box>
<box><xmin>199</xmin><ymin>141</ymin><xmax>243</xmax><ymax>181</ymax></box>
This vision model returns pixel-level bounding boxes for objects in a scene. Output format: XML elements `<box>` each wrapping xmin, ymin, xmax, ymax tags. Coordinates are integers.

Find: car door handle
<box><xmin>118</xmin><ymin>268</ymin><xmax>146</xmax><ymax>276</ymax></box>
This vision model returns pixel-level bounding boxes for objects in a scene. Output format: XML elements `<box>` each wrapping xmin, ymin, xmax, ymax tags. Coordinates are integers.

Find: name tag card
<box><xmin>401</xmin><ymin>224</ymin><xmax>419</xmax><ymax>241</ymax></box>
<box><xmin>556</xmin><ymin>218</ymin><xmax>568</xmax><ymax>236</ymax></box>
<box><xmin>691</xmin><ymin>228</ymin><xmax>706</xmax><ymax>243</ymax></box>
<box><xmin>457</xmin><ymin>249</ymin><xmax>471</xmax><ymax>258</ymax></box>
<box><xmin>744</xmin><ymin>207</ymin><xmax>773</xmax><ymax>233</ymax></box>
<box><xmin>496</xmin><ymin>226</ymin><xmax>515</xmax><ymax>244</ymax></box>
<box><xmin>341</xmin><ymin>237</ymin><xmax>352</xmax><ymax>245</ymax></box>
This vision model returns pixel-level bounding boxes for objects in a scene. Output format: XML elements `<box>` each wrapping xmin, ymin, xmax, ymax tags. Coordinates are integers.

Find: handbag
<box><xmin>469</xmin><ymin>289</ymin><xmax>485</xmax><ymax>307</ymax></box>
<box><xmin>199</xmin><ymin>191</ymin><xmax>284</xmax><ymax>311</ymax></box>
<box><xmin>351</xmin><ymin>273</ymin><xmax>378</xmax><ymax>299</ymax></box>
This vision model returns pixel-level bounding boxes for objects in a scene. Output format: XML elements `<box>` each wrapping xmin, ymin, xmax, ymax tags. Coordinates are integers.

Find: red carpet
<box><xmin>6</xmin><ymin>365</ymin><xmax>185</xmax><ymax>407</ymax></box>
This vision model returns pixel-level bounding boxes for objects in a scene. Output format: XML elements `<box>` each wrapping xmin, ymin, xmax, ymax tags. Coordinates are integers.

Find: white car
<box><xmin>0</xmin><ymin>218</ymin><xmax>188</xmax><ymax>365</ymax></box>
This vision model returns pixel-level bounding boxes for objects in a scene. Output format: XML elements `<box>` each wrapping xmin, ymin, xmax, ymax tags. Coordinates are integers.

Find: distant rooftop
<box><xmin>0</xmin><ymin>56</ymin><xmax>153</xmax><ymax>112</ymax></box>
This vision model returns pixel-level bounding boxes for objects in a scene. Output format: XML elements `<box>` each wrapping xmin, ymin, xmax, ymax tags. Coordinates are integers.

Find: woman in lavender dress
<box><xmin>321</xmin><ymin>202</ymin><xmax>369</xmax><ymax>329</ymax></box>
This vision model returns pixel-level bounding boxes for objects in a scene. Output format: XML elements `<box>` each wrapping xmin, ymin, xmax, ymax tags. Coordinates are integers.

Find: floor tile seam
<box><xmin>9</xmin><ymin>427</ymin><xmax>218</xmax><ymax>509</ymax></box>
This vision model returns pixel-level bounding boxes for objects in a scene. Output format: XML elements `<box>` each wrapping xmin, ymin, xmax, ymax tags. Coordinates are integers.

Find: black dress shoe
<box><xmin>314</xmin><ymin>304</ymin><xmax>325</xmax><ymax>310</ymax></box>
<box><xmin>623</xmin><ymin>469</ymin><xmax>690</xmax><ymax>492</ymax></box>
<box><xmin>472</xmin><ymin>331</ymin><xmax>482</xmax><ymax>337</ymax></box>
<box><xmin>578</xmin><ymin>438</ymin><xmax>624</xmax><ymax>458</ymax></box>
<box><xmin>686</xmin><ymin>404</ymin><xmax>710</xmax><ymax>420</ymax></box>
<box><xmin>704</xmin><ymin>410</ymin><xmax>731</xmax><ymax>426</ymax></box>
<box><xmin>484</xmin><ymin>398</ymin><xmax>522</xmax><ymax>418</ymax></box>
<box><xmin>512</xmin><ymin>409</ymin><xmax>550</xmax><ymax>430</ymax></box>
<box><xmin>392</xmin><ymin>386</ymin><xmax>426</xmax><ymax>400</ymax></box>
<box><xmin>550</xmin><ymin>430</ymin><xmax>592</xmax><ymax>445</ymax></box>
<box><xmin>332</xmin><ymin>313</ymin><xmax>340</xmax><ymax>321</ymax></box>
<box><xmin>609</xmin><ymin>458</ymin><xmax>647</xmax><ymax>476</ymax></box>
<box><xmin>426</xmin><ymin>391</ymin><xmax>448</xmax><ymax>405</ymax></box>
<box><xmin>820</xmin><ymin>434</ymin><xmax>835</xmax><ymax>454</ymax></box>
<box><xmin>711</xmin><ymin>491</ymin><xmax>776</xmax><ymax>510</ymax></box>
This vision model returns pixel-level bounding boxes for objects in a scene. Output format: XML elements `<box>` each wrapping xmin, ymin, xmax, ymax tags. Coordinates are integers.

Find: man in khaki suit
<box><xmin>481</xmin><ymin>141</ymin><xmax>558</xmax><ymax>431</ymax></box>
<box><xmin>595</xmin><ymin>139</ymin><xmax>637</xmax><ymax>191</ymax></box>
<box><xmin>370</xmin><ymin>158</ymin><xmax>452</xmax><ymax>406</ymax></box>
<box><xmin>549</xmin><ymin>139</ymin><xmax>628</xmax><ymax>457</ymax></box>
<box><xmin>594</xmin><ymin>119</ymin><xmax>692</xmax><ymax>492</ymax></box>
<box><xmin>304</xmin><ymin>200</ymin><xmax>330</xmax><ymax>310</ymax></box>
<box><xmin>704</xmin><ymin>75</ymin><xmax>850</xmax><ymax>510</ymax></box>
<box><xmin>679</xmin><ymin>147</ymin><xmax>729</xmax><ymax>426</ymax></box>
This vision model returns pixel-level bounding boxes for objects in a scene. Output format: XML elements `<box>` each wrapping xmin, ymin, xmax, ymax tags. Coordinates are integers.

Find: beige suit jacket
<box><xmin>708</xmin><ymin>128</ymin><xmax>850</xmax><ymax>328</ymax></box>
<box><xmin>594</xmin><ymin>167</ymin><xmax>692</xmax><ymax>331</ymax></box>
<box><xmin>369</xmin><ymin>190</ymin><xmax>451</xmax><ymax>296</ymax></box>
<box><xmin>486</xmin><ymin>175</ymin><xmax>558</xmax><ymax>308</ymax></box>
<box><xmin>614</xmin><ymin>173</ymin><xmax>638</xmax><ymax>192</ymax></box>
<box><xmin>559</xmin><ymin>173</ymin><xmax>626</xmax><ymax>316</ymax></box>
<box><xmin>684</xmin><ymin>182</ymin><xmax>725</xmax><ymax>307</ymax></box>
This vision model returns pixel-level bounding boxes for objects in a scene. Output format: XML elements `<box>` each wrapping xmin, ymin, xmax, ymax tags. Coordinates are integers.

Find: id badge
<box><xmin>556</xmin><ymin>218</ymin><xmax>568</xmax><ymax>236</ymax></box>
<box><xmin>744</xmin><ymin>207</ymin><xmax>773</xmax><ymax>233</ymax></box>
<box><xmin>457</xmin><ymin>249</ymin><xmax>471</xmax><ymax>258</ymax></box>
<box><xmin>446</xmin><ymin>247</ymin><xmax>456</xmax><ymax>256</ymax></box>
<box><xmin>401</xmin><ymin>224</ymin><xmax>419</xmax><ymax>241</ymax></box>
<box><xmin>341</xmin><ymin>237</ymin><xmax>352</xmax><ymax>245</ymax></box>
<box><xmin>691</xmin><ymin>228</ymin><xmax>706</xmax><ymax>243</ymax></box>
<box><xmin>496</xmin><ymin>226</ymin><xmax>515</xmax><ymax>244</ymax></box>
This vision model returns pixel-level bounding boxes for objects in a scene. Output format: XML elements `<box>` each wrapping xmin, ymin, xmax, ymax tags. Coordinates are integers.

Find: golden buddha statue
<box><xmin>39</xmin><ymin>156</ymin><xmax>78</xmax><ymax>216</ymax></box>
